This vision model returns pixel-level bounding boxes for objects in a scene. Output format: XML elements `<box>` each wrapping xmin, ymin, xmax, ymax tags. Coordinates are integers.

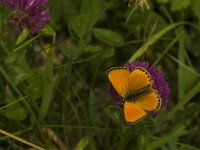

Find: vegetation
<box><xmin>0</xmin><ymin>0</ymin><xmax>200</xmax><ymax>149</ymax></box>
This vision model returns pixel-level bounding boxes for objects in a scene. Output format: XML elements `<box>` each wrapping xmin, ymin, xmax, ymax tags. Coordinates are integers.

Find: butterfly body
<box><xmin>107</xmin><ymin>67</ymin><xmax>161</xmax><ymax>123</ymax></box>
<box><xmin>124</xmin><ymin>84</ymin><xmax>152</xmax><ymax>102</ymax></box>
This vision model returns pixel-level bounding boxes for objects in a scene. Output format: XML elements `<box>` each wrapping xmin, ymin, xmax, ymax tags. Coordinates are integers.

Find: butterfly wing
<box><xmin>128</xmin><ymin>67</ymin><xmax>153</xmax><ymax>93</ymax></box>
<box><xmin>135</xmin><ymin>90</ymin><xmax>161</xmax><ymax>111</ymax></box>
<box><xmin>124</xmin><ymin>102</ymin><xmax>147</xmax><ymax>123</ymax></box>
<box><xmin>107</xmin><ymin>67</ymin><xmax>129</xmax><ymax>97</ymax></box>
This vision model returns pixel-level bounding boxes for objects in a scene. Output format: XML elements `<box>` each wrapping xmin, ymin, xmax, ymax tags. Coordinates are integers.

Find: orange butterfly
<box><xmin>107</xmin><ymin>67</ymin><xmax>161</xmax><ymax>123</ymax></box>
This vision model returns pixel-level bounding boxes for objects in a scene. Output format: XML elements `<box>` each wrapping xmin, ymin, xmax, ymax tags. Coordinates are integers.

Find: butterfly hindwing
<box><xmin>107</xmin><ymin>67</ymin><xmax>129</xmax><ymax>97</ymax></box>
<box><xmin>124</xmin><ymin>102</ymin><xmax>147</xmax><ymax>123</ymax></box>
<box><xmin>128</xmin><ymin>67</ymin><xmax>153</xmax><ymax>93</ymax></box>
<box><xmin>135</xmin><ymin>89</ymin><xmax>161</xmax><ymax>111</ymax></box>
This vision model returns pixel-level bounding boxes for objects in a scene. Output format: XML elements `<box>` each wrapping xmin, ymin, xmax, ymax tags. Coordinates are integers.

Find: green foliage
<box><xmin>41</xmin><ymin>25</ymin><xmax>56</xmax><ymax>37</ymax></box>
<box><xmin>157</xmin><ymin>0</ymin><xmax>169</xmax><ymax>4</ymax></box>
<box><xmin>148</xmin><ymin>124</ymin><xmax>186</xmax><ymax>150</ymax></box>
<box><xmin>104</xmin><ymin>106</ymin><xmax>121</xmax><ymax>121</ymax></box>
<box><xmin>170</xmin><ymin>0</ymin><xmax>190</xmax><ymax>11</ymax></box>
<box><xmin>0</xmin><ymin>0</ymin><xmax>200</xmax><ymax>149</ymax></box>
<box><xmin>157</xmin><ymin>0</ymin><xmax>200</xmax><ymax>19</ymax></box>
<box><xmin>16</xmin><ymin>27</ymin><xmax>29</xmax><ymax>45</ymax></box>
<box><xmin>3</xmin><ymin>97</ymin><xmax>27</xmax><ymax>121</ymax></box>
<box><xmin>191</xmin><ymin>0</ymin><xmax>200</xmax><ymax>19</ymax></box>
<box><xmin>128</xmin><ymin>22</ymin><xmax>184</xmax><ymax>62</ymax></box>
<box><xmin>93</xmin><ymin>28</ymin><xmax>124</xmax><ymax>46</ymax></box>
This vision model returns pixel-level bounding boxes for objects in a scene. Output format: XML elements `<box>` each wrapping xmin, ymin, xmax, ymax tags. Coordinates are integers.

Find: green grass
<box><xmin>0</xmin><ymin>0</ymin><xmax>200</xmax><ymax>149</ymax></box>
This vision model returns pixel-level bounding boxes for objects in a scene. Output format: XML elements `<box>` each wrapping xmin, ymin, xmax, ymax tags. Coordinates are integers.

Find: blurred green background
<box><xmin>0</xmin><ymin>0</ymin><xmax>200</xmax><ymax>149</ymax></box>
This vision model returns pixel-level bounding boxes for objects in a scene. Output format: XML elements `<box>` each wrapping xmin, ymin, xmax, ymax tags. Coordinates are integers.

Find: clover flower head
<box><xmin>0</xmin><ymin>0</ymin><xmax>51</xmax><ymax>33</ymax></box>
<box><xmin>109</xmin><ymin>61</ymin><xmax>170</xmax><ymax>108</ymax></box>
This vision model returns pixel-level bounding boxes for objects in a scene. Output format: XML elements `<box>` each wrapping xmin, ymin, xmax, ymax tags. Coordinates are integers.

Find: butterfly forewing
<box><xmin>107</xmin><ymin>67</ymin><xmax>129</xmax><ymax>97</ymax></box>
<box><xmin>128</xmin><ymin>67</ymin><xmax>153</xmax><ymax>93</ymax></box>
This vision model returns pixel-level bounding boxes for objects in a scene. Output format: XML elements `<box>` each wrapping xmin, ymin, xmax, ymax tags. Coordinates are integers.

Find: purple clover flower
<box><xmin>0</xmin><ymin>0</ymin><xmax>51</xmax><ymax>33</ymax></box>
<box><xmin>109</xmin><ymin>61</ymin><xmax>170</xmax><ymax>109</ymax></box>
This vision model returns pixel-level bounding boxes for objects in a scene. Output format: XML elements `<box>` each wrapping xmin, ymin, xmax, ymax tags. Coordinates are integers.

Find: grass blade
<box><xmin>148</xmin><ymin>125</ymin><xmax>185</xmax><ymax>150</ymax></box>
<box><xmin>39</xmin><ymin>38</ymin><xmax>55</xmax><ymax>121</ymax></box>
<box><xmin>153</xmin><ymin>31</ymin><xmax>184</xmax><ymax>65</ymax></box>
<box><xmin>0</xmin><ymin>129</ymin><xmax>45</xmax><ymax>150</ymax></box>
<box><xmin>128</xmin><ymin>22</ymin><xmax>184</xmax><ymax>62</ymax></box>
<box><xmin>167</xmin><ymin>81</ymin><xmax>200</xmax><ymax>120</ymax></box>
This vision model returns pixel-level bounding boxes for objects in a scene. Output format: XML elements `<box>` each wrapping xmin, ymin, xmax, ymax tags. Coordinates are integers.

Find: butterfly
<box><xmin>107</xmin><ymin>67</ymin><xmax>161</xmax><ymax>123</ymax></box>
